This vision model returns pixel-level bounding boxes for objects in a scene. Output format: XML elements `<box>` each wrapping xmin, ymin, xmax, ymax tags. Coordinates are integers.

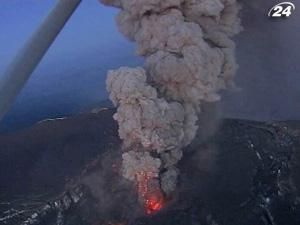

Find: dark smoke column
<box><xmin>100</xmin><ymin>0</ymin><xmax>242</xmax><ymax>212</ymax></box>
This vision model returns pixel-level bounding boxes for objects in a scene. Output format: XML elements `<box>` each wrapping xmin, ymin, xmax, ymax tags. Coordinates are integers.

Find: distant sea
<box><xmin>0</xmin><ymin>50</ymin><xmax>142</xmax><ymax>134</ymax></box>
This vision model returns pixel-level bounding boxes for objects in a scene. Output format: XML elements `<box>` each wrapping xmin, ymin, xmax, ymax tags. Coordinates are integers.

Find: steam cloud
<box><xmin>100</xmin><ymin>0</ymin><xmax>242</xmax><ymax>207</ymax></box>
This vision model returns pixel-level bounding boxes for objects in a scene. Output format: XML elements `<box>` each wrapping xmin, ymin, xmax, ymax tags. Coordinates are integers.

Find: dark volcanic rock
<box><xmin>0</xmin><ymin>109</ymin><xmax>299</xmax><ymax>225</ymax></box>
<box><xmin>0</xmin><ymin>108</ymin><xmax>119</xmax><ymax>198</ymax></box>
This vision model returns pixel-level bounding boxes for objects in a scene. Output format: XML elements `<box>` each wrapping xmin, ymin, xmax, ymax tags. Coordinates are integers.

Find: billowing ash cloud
<box><xmin>100</xmin><ymin>0</ymin><xmax>242</xmax><ymax>210</ymax></box>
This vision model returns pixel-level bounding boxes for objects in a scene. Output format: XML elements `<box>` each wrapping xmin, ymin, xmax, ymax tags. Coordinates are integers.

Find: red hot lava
<box><xmin>144</xmin><ymin>193</ymin><xmax>164</xmax><ymax>214</ymax></box>
<box><xmin>136</xmin><ymin>172</ymin><xmax>165</xmax><ymax>215</ymax></box>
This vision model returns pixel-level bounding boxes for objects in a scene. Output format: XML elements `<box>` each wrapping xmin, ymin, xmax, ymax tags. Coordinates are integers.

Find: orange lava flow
<box><xmin>144</xmin><ymin>193</ymin><xmax>164</xmax><ymax>215</ymax></box>
<box><xmin>136</xmin><ymin>172</ymin><xmax>165</xmax><ymax>215</ymax></box>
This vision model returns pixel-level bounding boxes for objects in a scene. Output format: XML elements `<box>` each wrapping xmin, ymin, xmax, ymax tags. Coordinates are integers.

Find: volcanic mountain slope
<box><xmin>0</xmin><ymin>108</ymin><xmax>299</xmax><ymax>225</ymax></box>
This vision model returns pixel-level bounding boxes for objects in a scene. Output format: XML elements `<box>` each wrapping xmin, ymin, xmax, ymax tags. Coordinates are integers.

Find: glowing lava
<box><xmin>135</xmin><ymin>171</ymin><xmax>164</xmax><ymax>215</ymax></box>
<box><xmin>144</xmin><ymin>193</ymin><xmax>164</xmax><ymax>215</ymax></box>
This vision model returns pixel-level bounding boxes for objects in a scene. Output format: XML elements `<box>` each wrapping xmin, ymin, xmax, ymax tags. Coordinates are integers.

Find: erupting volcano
<box><xmin>101</xmin><ymin>0</ymin><xmax>242</xmax><ymax>212</ymax></box>
<box><xmin>136</xmin><ymin>171</ymin><xmax>165</xmax><ymax>214</ymax></box>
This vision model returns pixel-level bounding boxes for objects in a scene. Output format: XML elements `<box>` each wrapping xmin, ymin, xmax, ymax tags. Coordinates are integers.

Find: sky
<box><xmin>0</xmin><ymin>0</ymin><xmax>142</xmax><ymax>132</ymax></box>
<box><xmin>0</xmin><ymin>0</ymin><xmax>130</xmax><ymax>72</ymax></box>
<box><xmin>0</xmin><ymin>0</ymin><xmax>300</xmax><ymax>133</ymax></box>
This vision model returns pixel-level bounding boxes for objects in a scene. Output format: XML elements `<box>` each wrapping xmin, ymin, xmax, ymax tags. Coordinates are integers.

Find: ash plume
<box><xmin>100</xmin><ymin>0</ymin><xmax>242</xmax><ymax>210</ymax></box>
